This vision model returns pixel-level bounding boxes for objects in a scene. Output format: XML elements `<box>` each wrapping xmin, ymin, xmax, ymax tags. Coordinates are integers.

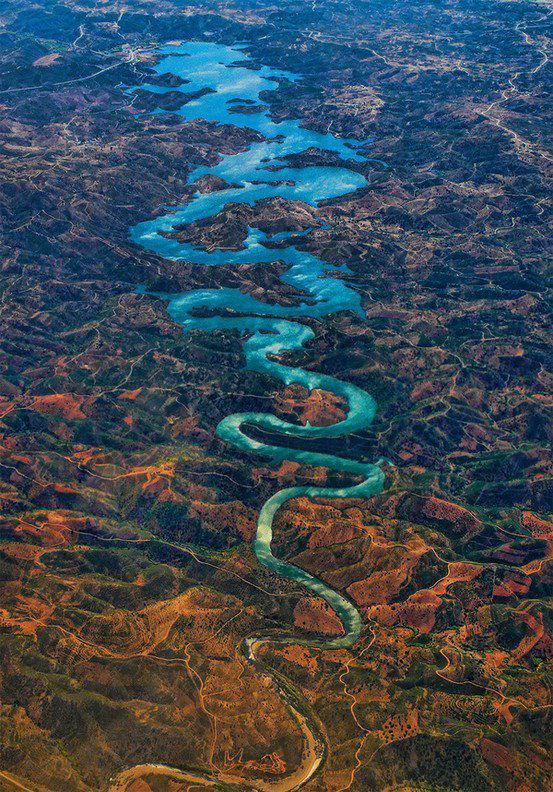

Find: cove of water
<box><xmin>129</xmin><ymin>40</ymin><xmax>386</xmax><ymax>648</ymax></box>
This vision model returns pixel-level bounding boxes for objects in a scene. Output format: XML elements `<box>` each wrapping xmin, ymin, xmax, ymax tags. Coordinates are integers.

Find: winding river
<box><xmin>111</xmin><ymin>41</ymin><xmax>386</xmax><ymax>791</ymax></box>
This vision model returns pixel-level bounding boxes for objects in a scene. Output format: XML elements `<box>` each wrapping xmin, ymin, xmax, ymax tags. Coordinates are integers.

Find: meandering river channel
<box><xmin>111</xmin><ymin>41</ymin><xmax>386</xmax><ymax>791</ymax></box>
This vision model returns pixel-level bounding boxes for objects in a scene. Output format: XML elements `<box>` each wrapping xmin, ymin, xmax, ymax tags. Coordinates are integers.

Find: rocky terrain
<box><xmin>0</xmin><ymin>0</ymin><xmax>551</xmax><ymax>790</ymax></box>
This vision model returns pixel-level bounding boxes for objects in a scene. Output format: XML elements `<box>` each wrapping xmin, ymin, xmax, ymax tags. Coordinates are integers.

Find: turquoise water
<box><xmin>130</xmin><ymin>41</ymin><xmax>385</xmax><ymax>648</ymax></box>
